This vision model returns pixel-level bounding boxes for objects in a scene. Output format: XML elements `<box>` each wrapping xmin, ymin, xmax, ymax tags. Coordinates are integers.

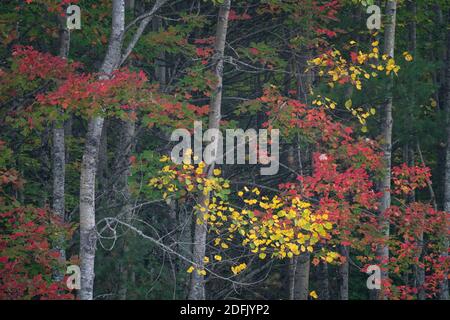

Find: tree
<box><xmin>442</xmin><ymin>8</ymin><xmax>450</xmax><ymax>301</ymax></box>
<box><xmin>188</xmin><ymin>0</ymin><xmax>232</xmax><ymax>300</ymax></box>
<box><xmin>376</xmin><ymin>0</ymin><xmax>397</xmax><ymax>300</ymax></box>
<box><xmin>78</xmin><ymin>0</ymin><xmax>167</xmax><ymax>300</ymax></box>
<box><xmin>0</xmin><ymin>0</ymin><xmax>448</xmax><ymax>301</ymax></box>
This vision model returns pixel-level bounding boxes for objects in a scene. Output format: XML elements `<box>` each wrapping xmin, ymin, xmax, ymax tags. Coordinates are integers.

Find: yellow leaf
<box><xmin>345</xmin><ymin>99</ymin><xmax>352</xmax><ymax>109</ymax></box>
<box><xmin>214</xmin><ymin>255</ymin><xmax>222</xmax><ymax>261</ymax></box>
<box><xmin>187</xmin><ymin>266</ymin><xmax>195</xmax><ymax>273</ymax></box>
<box><xmin>259</xmin><ymin>253</ymin><xmax>267</xmax><ymax>260</ymax></box>
<box><xmin>310</xmin><ymin>290</ymin><xmax>318</xmax><ymax>299</ymax></box>
<box><xmin>197</xmin><ymin>269</ymin><xmax>207</xmax><ymax>276</ymax></box>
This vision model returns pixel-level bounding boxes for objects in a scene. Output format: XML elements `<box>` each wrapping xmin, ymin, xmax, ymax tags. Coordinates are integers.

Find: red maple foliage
<box><xmin>0</xmin><ymin>206</ymin><xmax>75</xmax><ymax>300</ymax></box>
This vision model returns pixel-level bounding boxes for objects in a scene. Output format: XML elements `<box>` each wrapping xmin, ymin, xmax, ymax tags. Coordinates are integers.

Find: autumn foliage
<box><xmin>0</xmin><ymin>0</ymin><xmax>449</xmax><ymax>301</ymax></box>
<box><xmin>0</xmin><ymin>207</ymin><xmax>74</xmax><ymax>300</ymax></box>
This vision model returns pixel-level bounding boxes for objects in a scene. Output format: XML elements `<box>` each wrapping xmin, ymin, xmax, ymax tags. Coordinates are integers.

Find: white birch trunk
<box><xmin>188</xmin><ymin>0</ymin><xmax>231</xmax><ymax>300</ymax></box>
<box><xmin>79</xmin><ymin>0</ymin><xmax>125</xmax><ymax>300</ymax></box>
<box><xmin>376</xmin><ymin>0</ymin><xmax>397</xmax><ymax>300</ymax></box>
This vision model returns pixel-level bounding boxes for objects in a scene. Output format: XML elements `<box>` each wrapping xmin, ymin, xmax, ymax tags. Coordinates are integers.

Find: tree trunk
<box><xmin>97</xmin><ymin>121</ymin><xmax>108</xmax><ymax>192</ymax></box>
<box><xmin>288</xmin><ymin>257</ymin><xmax>297</xmax><ymax>300</ymax></box>
<box><xmin>53</xmin><ymin>125</ymin><xmax>65</xmax><ymax>220</ymax></box>
<box><xmin>286</xmin><ymin>146</ymin><xmax>296</xmax><ymax>300</ymax></box>
<box><xmin>116</xmin><ymin>120</ymin><xmax>136</xmax><ymax>300</ymax></box>
<box><xmin>188</xmin><ymin>0</ymin><xmax>231</xmax><ymax>300</ymax></box>
<box><xmin>376</xmin><ymin>0</ymin><xmax>397</xmax><ymax>300</ymax></box>
<box><xmin>52</xmin><ymin>13</ymin><xmax>70</xmax><ymax>279</ymax></box>
<box><xmin>152</xmin><ymin>16</ymin><xmax>166</xmax><ymax>89</ymax></box>
<box><xmin>79</xmin><ymin>0</ymin><xmax>125</xmax><ymax>300</ymax></box>
<box><xmin>79</xmin><ymin>117</ymin><xmax>105</xmax><ymax>300</ymax></box>
<box><xmin>316</xmin><ymin>261</ymin><xmax>330</xmax><ymax>300</ymax></box>
<box><xmin>291</xmin><ymin>44</ymin><xmax>313</xmax><ymax>301</ymax></box>
<box><xmin>78</xmin><ymin>0</ymin><xmax>166</xmax><ymax>300</ymax></box>
<box><xmin>404</xmin><ymin>0</ymin><xmax>426</xmax><ymax>300</ymax></box>
<box><xmin>53</xmin><ymin>16</ymin><xmax>70</xmax><ymax>221</ymax></box>
<box><xmin>338</xmin><ymin>245</ymin><xmax>349</xmax><ymax>300</ymax></box>
<box><xmin>441</xmin><ymin>12</ymin><xmax>450</xmax><ymax>300</ymax></box>
<box><xmin>294</xmin><ymin>253</ymin><xmax>310</xmax><ymax>300</ymax></box>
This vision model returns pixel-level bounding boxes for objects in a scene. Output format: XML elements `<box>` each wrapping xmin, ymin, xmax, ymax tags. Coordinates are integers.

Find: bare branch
<box><xmin>120</xmin><ymin>0</ymin><xmax>169</xmax><ymax>66</ymax></box>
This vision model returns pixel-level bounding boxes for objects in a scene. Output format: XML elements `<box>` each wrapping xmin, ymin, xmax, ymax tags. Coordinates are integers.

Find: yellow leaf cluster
<box><xmin>231</xmin><ymin>263</ymin><xmax>247</xmax><ymax>275</ymax></box>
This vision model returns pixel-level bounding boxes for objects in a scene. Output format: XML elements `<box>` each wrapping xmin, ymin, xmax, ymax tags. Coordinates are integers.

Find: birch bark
<box><xmin>376</xmin><ymin>0</ymin><xmax>397</xmax><ymax>300</ymax></box>
<box><xmin>188</xmin><ymin>0</ymin><xmax>231</xmax><ymax>300</ymax></box>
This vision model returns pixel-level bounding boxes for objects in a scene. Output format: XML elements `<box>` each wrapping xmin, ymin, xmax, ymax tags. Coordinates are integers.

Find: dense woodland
<box><xmin>0</xmin><ymin>0</ymin><xmax>449</xmax><ymax>300</ymax></box>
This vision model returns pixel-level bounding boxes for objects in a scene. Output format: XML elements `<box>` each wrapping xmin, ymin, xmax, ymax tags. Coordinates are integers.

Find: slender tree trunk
<box><xmin>53</xmin><ymin>17</ymin><xmax>70</xmax><ymax>221</ymax></box>
<box><xmin>285</xmin><ymin>143</ymin><xmax>313</xmax><ymax>300</ymax></box>
<box><xmin>188</xmin><ymin>0</ymin><xmax>231</xmax><ymax>300</ymax></box>
<box><xmin>53</xmin><ymin>125</ymin><xmax>65</xmax><ymax>219</ymax></box>
<box><xmin>316</xmin><ymin>261</ymin><xmax>330</xmax><ymax>300</ymax></box>
<box><xmin>116</xmin><ymin>120</ymin><xmax>136</xmax><ymax>300</ymax></box>
<box><xmin>152</xmin><ymin>16</ymin><xmax>166</xmax><ymax>89</ymax></box>
<box><xmin>78</xmin><ymin>0</ymin><xmax>165</xmax><ymax>300</ymax></box>
<box><xmin>288</xmin><ymin>257</ymin><xmax>297</xmax><ymax>300</ymax></box>
<box><xmin>115</xmin><ymin>2</ymin><xmax>139</xmax><ymax>300</ymax></box>
<box><xmin>116</xmin><ymin>2</ymin><xmax>169</xmax><ymax>299</ymax></box>
<box><xmin>294</xmin><ymin>253</ymin><xmax>310</xmax><ymax>300</ymax></box>
<box><xmin>97</xmin><ymin>121</ymin><xmax>108</xmax><ymax>192</ymax></box>
<box><xmin>291</xmin><ymin>47</ymin><xmax>313</xmax><ymax>301</ymax></box>
<box><xmin>376</xmin><ymin>0</ymin><xmax>397</xmax><ymax>300</ymax></box>
<box><xmin>337</xmin><ymin>75</ymin><xmax>354</xmax><ymax>302</ymax></box>
<box><xmin>404</xmin><ymin>0</ymin><xmax>426</xmax><ymax>300</ymax></box>
<box><xmin>79</xmin><ymin>0</ymin><xmax>125</xmax><ymax>300</ymax></box>
<box><xmin>338</xmin><ymin>245</ymin><xmax>349</xmax><ymax>300</ymax></box>
<box><xmin>52</xmin><ymin>14</ymin><xmax>70</xmax><ymax>278</ymax></box>
<box><xmin>441</xmin><ymin>13</ymin><xmax>450</xmax><ymax>300</ymax></box>
<box><xmin>286</xmin><ymin>146</ymin><xmax>296</xmax><ymax>300</ymax></box>
<box><xmin>79</xmin><ymin>117</ymin><xmax>105</xmax><ymax>300</ymax></box>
